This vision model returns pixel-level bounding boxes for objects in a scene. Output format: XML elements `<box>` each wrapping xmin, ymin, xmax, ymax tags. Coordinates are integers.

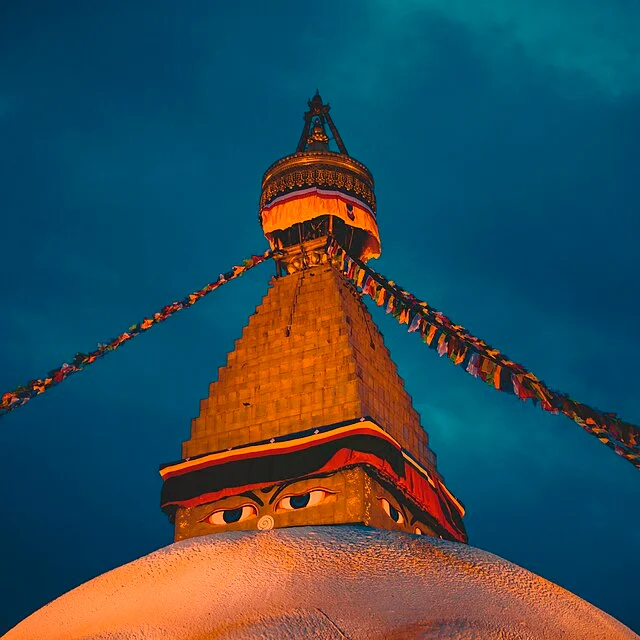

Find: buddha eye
<box><xmin>204</xmin><ymin>504</ymin><xmax>258</xmax><ymax>526</ymax></box>
<box><xmin>378</xmin><ymin>497</ymin><xmax>405</xmax><ymax>524</ymax></box>
<box><xmin>276</xmin><ymin>489</ymin><xmax>333</xmax><ymax>511</ymax></box>
<box><xmin>414</xmin><ymin>527</ymin><xmax>423</xmax><ymax>535</ymax></box>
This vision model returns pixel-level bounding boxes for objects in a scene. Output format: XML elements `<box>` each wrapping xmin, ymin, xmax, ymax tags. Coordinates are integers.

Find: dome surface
<box><xmin>5</xmin><ymin>526</ymin><xmax>637</xmax><ymax>640</ymax></box>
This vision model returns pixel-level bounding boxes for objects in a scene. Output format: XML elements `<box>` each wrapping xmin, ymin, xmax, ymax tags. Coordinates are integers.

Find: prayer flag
<box><xmin>493</xmin><ymin>365</ymin><xmax>502</xmax><ymax>389</ymax></box>
<box><xmin>454</xmin><ymin>347</ymin><xmax>467</xmax><ymax>366</ymax></box>
<box><xmin>437</xmin><ymin>333</ymin><xmax>448</xmax><ymax>357</ymax></box>
<box><xmin>466</xmin><ymin>353</ymin><xmax>480</xmax><ymax>377</ymax></box>
<box><xmin>424</xmin><ymin>324</ymin><xmax>437</xmax><ymax>346</ymax></box>
<box><xmin>408</xmin><ymin>314</ymin><xmax>422</xmax><ymax>333</ymax></box>
<box><xmin>511</xmin><ymin>373</ymin><xmax>537</xmax><ymax>401</ymax></box>
<box><xmin>362</xmin><ymin>275</ymin><xmax>374</xmax><ymax>296</ymax></box>
<box><xmin>386</xmin><ymin>295</ymin><xmax>395</xmax><ymax>315</ymax></box>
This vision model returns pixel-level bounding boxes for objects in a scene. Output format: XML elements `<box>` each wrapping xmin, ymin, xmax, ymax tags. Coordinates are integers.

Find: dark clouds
<box><xmin>0</xmin><ymin>1</ymin><xmax>638</xmax><ymax>634</ymax></box>
<box><xmin>365</xmin><ymin>0</ymin><xmax>640</xmax><ymax>97</ymax></box>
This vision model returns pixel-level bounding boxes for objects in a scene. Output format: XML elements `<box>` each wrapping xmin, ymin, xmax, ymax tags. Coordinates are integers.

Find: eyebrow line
<box><xmin>238</xmin><ymin>490</ymin><xmax>264</xmax><ymax>507</ymax></box>
<box><xmin>268</xmin><ymin>470</ymin><xmax>340</xmax><ymax>505</ymax></box>
<box><xmin>268</xmin><ymin>480</ymin><xmax>297</xmax><ymax>505</ymax></box>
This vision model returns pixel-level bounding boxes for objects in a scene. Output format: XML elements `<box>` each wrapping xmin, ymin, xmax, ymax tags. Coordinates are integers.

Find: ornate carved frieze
<box><xmin>260</xmin><ymin>151</ymin><xmax>376</xmax><ymax>215</ymax></box>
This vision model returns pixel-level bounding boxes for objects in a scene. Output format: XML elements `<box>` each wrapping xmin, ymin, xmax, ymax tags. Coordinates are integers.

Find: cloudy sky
<box><xmin>0</xmin><ymin>0</ymin><xmax>639</xmax><ymax>634</ymax></box>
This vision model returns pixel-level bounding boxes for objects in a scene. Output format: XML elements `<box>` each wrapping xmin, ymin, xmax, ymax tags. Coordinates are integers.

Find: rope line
<box><xmin>326</xmin><ymin>237</ymin><xmax>640</xmax><ymax>472</ymax></box>
<box><xmin>0</xmin><ymin>249</ymin><xmax>273</xmax><ymax>418</ymax></box>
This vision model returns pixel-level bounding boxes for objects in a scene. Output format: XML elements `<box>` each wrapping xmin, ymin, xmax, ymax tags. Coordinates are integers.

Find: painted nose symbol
<box><xmin>257</xmin><ymin>515</ymin><xmax>274</xmax><ymax>530</ymax></box>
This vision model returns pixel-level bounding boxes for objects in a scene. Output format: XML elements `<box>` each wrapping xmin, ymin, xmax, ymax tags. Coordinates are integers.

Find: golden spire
<box><xmin>296</xmin><ymin>90</ymin><xmax>348</xmax><ymax>155</ymax></box>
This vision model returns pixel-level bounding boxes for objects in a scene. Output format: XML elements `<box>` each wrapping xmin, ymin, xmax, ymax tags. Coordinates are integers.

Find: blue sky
<box><xmin>0</xmin><ymin>1</ymin><xmax>638</xmax><ymax>634</ymax></box>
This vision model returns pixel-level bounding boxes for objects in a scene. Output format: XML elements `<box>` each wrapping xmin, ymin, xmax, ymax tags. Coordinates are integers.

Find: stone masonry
<box><xmin>182</xmin><ymin>261</ymin><xmax>438</xmax><ymax>474</ymax></box>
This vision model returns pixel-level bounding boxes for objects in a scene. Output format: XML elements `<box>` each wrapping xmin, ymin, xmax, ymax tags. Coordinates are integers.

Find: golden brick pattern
<box><xmin>182</xmin><ymin>263</ymin><xmax>437</xmax><ymax>474</ymax></box>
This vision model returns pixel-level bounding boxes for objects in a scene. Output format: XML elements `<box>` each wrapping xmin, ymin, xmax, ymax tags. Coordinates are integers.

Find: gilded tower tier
<box><xmin>160</xmin><ymin>93</ymin><xmax>466</xmax><ymax>544</ymax></box>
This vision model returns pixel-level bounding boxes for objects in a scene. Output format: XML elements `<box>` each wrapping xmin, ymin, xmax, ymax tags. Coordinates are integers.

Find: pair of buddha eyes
<box><xmin>204</xmin><ymin>490</ymin><xmax>424</xmax><ymax>534</ymax></box>
<box><xmin>204</xmin><ymin>489</ymin><xmax>333</xmax><ymax>526</ymax></box>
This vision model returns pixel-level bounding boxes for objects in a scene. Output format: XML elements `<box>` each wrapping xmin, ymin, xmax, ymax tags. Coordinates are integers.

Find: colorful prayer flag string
<box><xmin>326</xmin><ymin>238</ymin><xmax>640</xmax><ymax>471</ymax></box>
<box><xmin>0</xmin><ymin>250</ymin><xmax>273</xmax><ymax>418</ymax></box>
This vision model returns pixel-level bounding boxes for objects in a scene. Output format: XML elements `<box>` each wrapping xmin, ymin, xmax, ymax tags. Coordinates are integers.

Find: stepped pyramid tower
<box><xmin>159</xmin><ymin>93</ymin><xmax>466</xmax><ymax>544</ymax></box>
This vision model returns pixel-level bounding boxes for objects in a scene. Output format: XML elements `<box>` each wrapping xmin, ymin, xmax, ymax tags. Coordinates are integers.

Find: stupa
<box><xmin>4</xmin><ymin>94</ymin><xmax>637</xmax><ymax>640</ymax></box>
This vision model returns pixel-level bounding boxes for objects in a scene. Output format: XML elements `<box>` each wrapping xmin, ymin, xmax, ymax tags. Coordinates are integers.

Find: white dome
<box><xmin>5</xmin><ymin>526</ymin><xmax>637</xmax><ymax>640</ymax></box>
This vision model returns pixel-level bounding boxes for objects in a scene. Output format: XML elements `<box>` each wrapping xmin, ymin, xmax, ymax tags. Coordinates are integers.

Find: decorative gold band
<box><xmin>260</xmin><ymin>152</ymin><xmax>376</xmax><ymax>214</ymax></box>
